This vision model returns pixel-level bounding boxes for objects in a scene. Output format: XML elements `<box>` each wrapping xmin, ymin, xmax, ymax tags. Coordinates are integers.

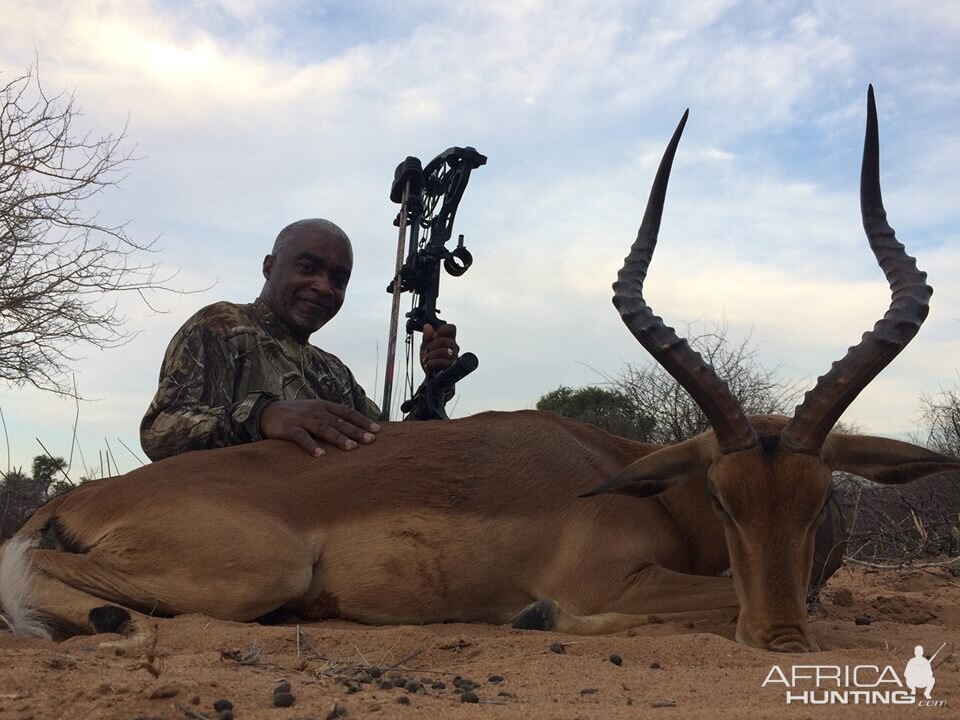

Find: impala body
<box><xmin>1</xmin><ymin>88</ymin><xmax>957</xmax><ymax>652</ymax></box>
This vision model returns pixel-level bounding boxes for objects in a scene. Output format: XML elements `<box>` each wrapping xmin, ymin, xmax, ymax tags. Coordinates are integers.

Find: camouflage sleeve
<box><xmin>139</xmin><ymin>324</ymin><xmax>275</xmax><ymax>462</ymax></box>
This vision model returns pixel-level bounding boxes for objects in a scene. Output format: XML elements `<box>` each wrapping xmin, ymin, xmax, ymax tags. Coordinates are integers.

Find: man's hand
<box><xmin>259</xmin><ymin>399</ymin><xmax>381</xmax><ymax>457</ymax></box>
<box><xmin>421</xmin><ymin>323</ymin><xmax>459</xmax><ymax>372</ymax></box>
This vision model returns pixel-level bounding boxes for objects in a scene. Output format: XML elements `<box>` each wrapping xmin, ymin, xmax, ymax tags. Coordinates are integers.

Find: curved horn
<box><xmin>614</xmin><ymin>111</ymin><xmax>757</xmax><ymax>454</ymax></box>
<box><xmin>781</xmin><ymin>86</ymin><xmax>932</xmax><ymax>454</ymax></box>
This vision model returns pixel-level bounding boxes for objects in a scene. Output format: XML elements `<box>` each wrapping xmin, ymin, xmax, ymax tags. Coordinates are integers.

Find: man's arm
<box><xmin>246</xmin><ymin>347</ymin><xmax>383</xmax><ymax>457</ymax></box>
<box><xmin>258</xmin><ymin>398</ymin><xmax>380</xmax><ymax>457</ymax></box>
<box><xmin>140</xmin><ymin>325</ymin><xmax>275</xmax><ymax>462</ymax></box>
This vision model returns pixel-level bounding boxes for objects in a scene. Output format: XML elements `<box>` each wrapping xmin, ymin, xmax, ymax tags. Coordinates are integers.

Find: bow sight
<box><xmin>380</xmin><ymin>146</ymin><xmax>486</xmax><ymax>421</ymax></box>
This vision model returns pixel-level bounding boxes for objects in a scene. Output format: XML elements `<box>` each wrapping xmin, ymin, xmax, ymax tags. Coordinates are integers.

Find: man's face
<box><xmin>260</xmin><ymin>228</ymin><xmax>353</xmax><ymax>340</ymax></box>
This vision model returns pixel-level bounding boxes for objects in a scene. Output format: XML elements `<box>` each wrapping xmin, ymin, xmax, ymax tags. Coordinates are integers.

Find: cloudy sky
<box><xmin>1</xmin><ymin>0</ymin><xmax>958</xmax><ymax>476</ymax></box>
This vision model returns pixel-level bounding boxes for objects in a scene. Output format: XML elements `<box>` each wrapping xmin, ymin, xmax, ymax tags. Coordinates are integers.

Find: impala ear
<box><xmin>582</xmin><ymin>433</ymin><xmax>715</xmax><ymax>499</ymax></box>
<box><xmin>822</xmin><ymin>434</ymin><xmax>960</xmax><ymax>485</ymax></box>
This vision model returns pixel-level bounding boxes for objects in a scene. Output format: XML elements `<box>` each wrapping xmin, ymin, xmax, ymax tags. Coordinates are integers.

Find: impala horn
<box><xmin>780</xmin><ymin>86</ymin><xmax>933</xmax><ymax>454</ymax></box>
<box><xmin>613</xmin><ymin>110</ymin><xmax>758</xmax><ymax>454</ymax></box>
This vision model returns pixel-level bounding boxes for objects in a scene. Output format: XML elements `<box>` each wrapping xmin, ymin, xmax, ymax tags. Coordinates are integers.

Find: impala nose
<box><xmin>765</xmin><ymin>633</ymin><xmax>819</xmax><ymax>653</ymax></box>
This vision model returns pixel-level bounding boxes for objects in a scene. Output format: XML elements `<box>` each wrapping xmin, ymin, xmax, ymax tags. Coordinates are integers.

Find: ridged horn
<box><xmin>781</xmin><ymin>86</ymin><xmax>932</xmax><ymax>454</ymax></box>
<box><xmin>614</xmin><ymin>110</ymin><xmax>757</xmax><ymax>454</ymax></box>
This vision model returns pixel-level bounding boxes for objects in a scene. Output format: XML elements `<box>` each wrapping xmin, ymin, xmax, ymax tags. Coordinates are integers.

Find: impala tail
<box><xmin>0</xmin><ymin>536</ymin><xmax>51</xmax><ymax>639</ymax></box>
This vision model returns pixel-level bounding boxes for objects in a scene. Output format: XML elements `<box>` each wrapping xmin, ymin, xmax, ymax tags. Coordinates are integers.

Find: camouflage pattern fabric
<box><xmin>140</xmin><ymin>298</ymin><xmax>380</xmax><ymax>461</ymax></box>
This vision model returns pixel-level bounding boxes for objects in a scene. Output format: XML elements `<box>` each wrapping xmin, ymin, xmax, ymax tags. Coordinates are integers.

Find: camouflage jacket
<box><xmin>140</xmin><ymin>298</ymin><xmax>380</xmax><ymax>461</ymax></box>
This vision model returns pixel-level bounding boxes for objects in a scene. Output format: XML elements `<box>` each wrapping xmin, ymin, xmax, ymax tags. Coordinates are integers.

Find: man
<box><xmin>140</xmin><ymin>218</ymin><xmax>459</xmax><ymax>462</ymax></box>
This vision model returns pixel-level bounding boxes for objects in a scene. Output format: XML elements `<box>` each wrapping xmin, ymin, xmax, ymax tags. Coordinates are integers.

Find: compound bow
<box><xmin>380</xmin><ymin>146</ymin><xmax>486</xmax><ymax>421</ymax></box>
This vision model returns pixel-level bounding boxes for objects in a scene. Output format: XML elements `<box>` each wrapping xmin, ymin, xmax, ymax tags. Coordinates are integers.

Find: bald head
<box><xmin>272</xmin><ymin>218</ymin><xmax>352</xmax><ymax>260</ymax></box>
<box><xmin>260</xmin><ymin>218</ymin><xmax>354</xmax><ymax>341</ymax></box>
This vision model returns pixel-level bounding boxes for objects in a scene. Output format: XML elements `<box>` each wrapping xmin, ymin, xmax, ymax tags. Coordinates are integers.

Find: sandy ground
<box><xmin>0</xmin><ymin>565</ymin><xmax>957</xmax><ymax>720</ymax></box>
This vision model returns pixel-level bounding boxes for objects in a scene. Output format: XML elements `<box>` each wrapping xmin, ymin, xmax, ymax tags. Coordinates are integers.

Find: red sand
<box><xmin>0</xmin><ymin>566</ymin><xmax>957</xmax><ymax>719</ymax></box>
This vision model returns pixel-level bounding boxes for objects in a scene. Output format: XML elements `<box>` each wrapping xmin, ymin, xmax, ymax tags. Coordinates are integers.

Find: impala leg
<box><xmin>514</xmin><ymin>565</ymin><xmax>739</xmax><ymax>635</ymax></box>
<box><xmin>26</xmin><ymin>568</ymin><xmax>156</xmax><ymax>652</ymax></box>
<box><xmin>609</xmin><ymin>564</ymin><xmax>739</xmax><ymax>614</ymax></box>
<box><xmin>514</xmin><ymin>599</ymin><xmax>737</xmax><ymax>635</ymax></box>
<box><xmin>29</xmin><ymin>528</ymin><xmax>315</xmax><ymax>622</ymax></box>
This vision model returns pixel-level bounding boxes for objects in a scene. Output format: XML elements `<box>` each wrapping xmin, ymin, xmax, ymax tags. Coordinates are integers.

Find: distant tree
<box><xmin>536</xmin><ymin>385</ymin><xmax>654</xmax><ymax>440</ymax></box>
<box><xmin>0</xmin><ymin>66</ymin><xmax>176</xmax><ymax>395</ymax></box>
<box><xmin>537</xmin><ymin>325</ymin><xmax>803</xmax><ymax>443</ymax></box>
<box><xmin>914</xmin><ymin>385</ymin><xmax>960</xmax><ymax>457</ymax></box>
<box><xmin>31</xmin><ymin>455</ymin><xmax>73</xmax><ymax>497</ymax></box>
<box><xmin>0</xmin><ymin>470</ymin><xmax>36</xmax><ymax>539</ymax></box>
<box><xmin>0</xmin><ymin>454</ymin><xmax>72</xmax><ymax>539</ymax></box>
<box><xmin>609</xmin><ymin>326</ymin><xmax>802</xmax><ymax>444</ymax></box>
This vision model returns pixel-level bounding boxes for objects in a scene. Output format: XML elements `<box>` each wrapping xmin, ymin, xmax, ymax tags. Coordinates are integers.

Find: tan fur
<box><xmin>1</xmin><ymin>410</ymin><xmax>956</xmax><ymax>650</ymax></box>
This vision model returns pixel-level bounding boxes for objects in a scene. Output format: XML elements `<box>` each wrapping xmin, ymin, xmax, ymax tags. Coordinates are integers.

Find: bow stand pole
<box><xmin>380</xmin><ymin>156</ymin><xmax>423</xmax><ymax>421</ymax></box>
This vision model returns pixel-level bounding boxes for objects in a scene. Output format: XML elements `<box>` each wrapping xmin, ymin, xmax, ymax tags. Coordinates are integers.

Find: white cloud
<box><xmin>1</xmin><ymin>0</ymin><xmax>958</xmax><ymax>468</ymax></box>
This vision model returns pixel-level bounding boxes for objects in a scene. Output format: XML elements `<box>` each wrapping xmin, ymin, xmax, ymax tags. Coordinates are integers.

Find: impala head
<box><xmin>589</xmin><ymin>87</ymin><xmax>960</xmax><ymax>652</ymax></box>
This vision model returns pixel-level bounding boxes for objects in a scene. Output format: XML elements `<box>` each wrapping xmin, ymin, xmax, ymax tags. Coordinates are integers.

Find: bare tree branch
<box><xmin>0</xmin><ymin>65</ymin><xmax>184</xmax><ymax>395</ymax></box>
<box><xmin>605</xmin><ymin>323</ymin><xmax>803</xmax><ymax>444</ymax></box>
<box><xmin>912</xmin><ymin>379</ymin><xmax>960</xmax><ymax>457</ymax></box>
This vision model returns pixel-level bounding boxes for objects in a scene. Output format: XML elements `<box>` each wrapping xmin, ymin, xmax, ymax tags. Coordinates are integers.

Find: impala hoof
<box><xmin>89</xmin><ymin>605</ymin><xmax>132</xmax><ymax>634</ymax></box>
<box><xmin>512</xmin><ymin>599</ymin><xmax>557</xmax><ymax>631</ymax></box>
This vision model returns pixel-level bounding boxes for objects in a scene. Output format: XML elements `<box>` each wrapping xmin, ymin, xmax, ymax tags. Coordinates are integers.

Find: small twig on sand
<box><xmin>378</xmin><ymin>640</ymin><xmax>400</xmax><ymax>667</ymax></box>
<box><xmin>122</xmin><ymin>623</ymin><xmax>161</xmax><ymax>677</ymax></box>
<box><xmin>177</xmin><ymin>703</ymin><xmax>211</xmax><ymax>720</ymax></box>
<box><xmin>220</xmin><ymin>641</ymin><xmax>263</xmax><ymax>665</ymax></box>
<box><xmin>388</xmin><ymin>647</ymin><xmax>424</xmax><ymax>669</ymax></box>
<box><xmin>354</xmin><ymin>645</ymin><xmax>370</xmax><ymax>666</ymax></box>
<box><xmin>298</xmin><ymin>630</ymin><xmax>330</xmax><ymax>661</ymax></box>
